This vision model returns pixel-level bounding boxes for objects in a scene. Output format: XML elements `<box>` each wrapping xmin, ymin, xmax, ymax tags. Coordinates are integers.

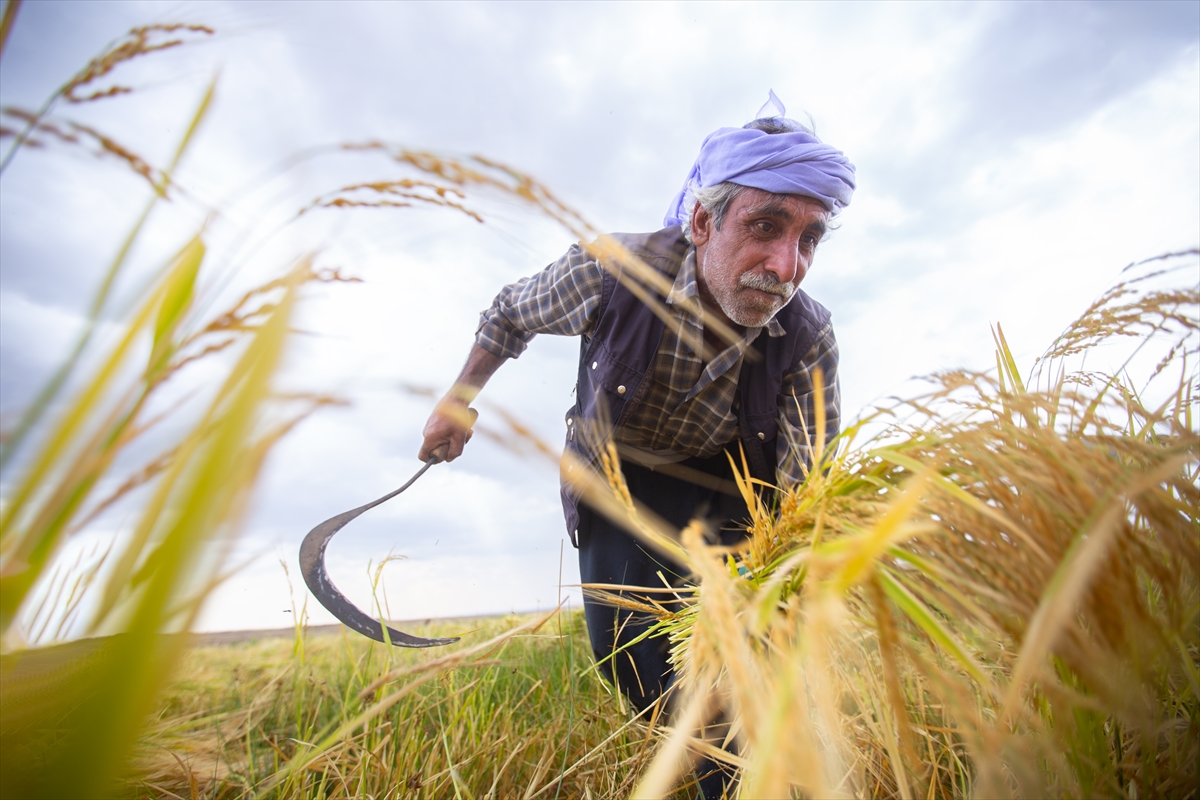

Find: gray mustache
<box><xmin>739</xmin><ymin>272</ymin><xmax>794</xmax><ymax>299</ymax></box>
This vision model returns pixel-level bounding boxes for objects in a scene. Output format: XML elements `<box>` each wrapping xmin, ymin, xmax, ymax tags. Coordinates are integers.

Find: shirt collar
<box><xmin>666</xmin><ymin>248</ymin><xmax>787</xmax><ymax>338</ymax></box>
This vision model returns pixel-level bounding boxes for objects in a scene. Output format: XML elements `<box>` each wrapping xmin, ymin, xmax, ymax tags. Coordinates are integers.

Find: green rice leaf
<box><xmin>877</xmin><ymin>566</ymin><xmax>988</xmax><ymax>685</ymax></box>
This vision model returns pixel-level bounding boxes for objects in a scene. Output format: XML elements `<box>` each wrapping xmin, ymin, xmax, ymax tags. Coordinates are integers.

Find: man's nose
<box><xmin>763</xmin><ymin>242</ymin><xmax>803</xmax><ymax>284</ymax></box>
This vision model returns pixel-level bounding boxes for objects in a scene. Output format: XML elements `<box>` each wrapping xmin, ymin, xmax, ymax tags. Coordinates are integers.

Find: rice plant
<box><xmin>623</xmin><ymin>251</ymin><xmax>1199</xmax><ymax>799</ymax></box>
<box><xmin>0</xmin><ymin>21</ymin><xmax>364</xmax><ymax>798</ymax></box>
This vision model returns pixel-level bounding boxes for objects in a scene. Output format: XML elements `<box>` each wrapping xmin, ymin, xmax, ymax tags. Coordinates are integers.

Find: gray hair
<box><xmin>679</xmin><ymin>180</ymin><xmax>742</xmax><ymax>244</ymax></box>
<box><xmin>679</xmin><ymin>115</ymin><xmax>818</xmax><ymax>244</ymax></box>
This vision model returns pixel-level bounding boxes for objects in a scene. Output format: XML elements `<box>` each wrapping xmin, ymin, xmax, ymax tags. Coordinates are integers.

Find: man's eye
<box><xmin>755</xmin><ymin>221</ymin><xmax>774</xmax><ymax>234</ymax></box>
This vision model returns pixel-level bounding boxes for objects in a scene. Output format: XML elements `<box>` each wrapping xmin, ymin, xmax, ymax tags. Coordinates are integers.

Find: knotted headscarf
<box><xmin>663</xmin><ymin>118</ymin><xmax>856</xmax><ymax>228</ymax></box>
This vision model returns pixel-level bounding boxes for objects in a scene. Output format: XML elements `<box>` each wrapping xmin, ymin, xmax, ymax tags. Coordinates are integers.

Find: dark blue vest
<box><xmin>560</xmin><ymin>226</ymin><xmax>831</xmax><ymax>545</ymax></box>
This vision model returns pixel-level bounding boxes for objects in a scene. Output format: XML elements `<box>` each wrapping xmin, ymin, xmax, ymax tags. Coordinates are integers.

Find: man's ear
<box><xmin>690</xmin><ymin>202</ymin><xmax>713</xmax><ymax>246</ymax></box>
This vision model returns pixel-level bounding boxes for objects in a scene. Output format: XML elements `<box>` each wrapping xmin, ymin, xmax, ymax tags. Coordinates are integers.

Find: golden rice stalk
<box><xmin>0</xmin><ymin>108</ymin><xmax>175</xmax><ymax>194</ymax></box>
<box><xmin>0</xmin><ymin>22</ymin><xmax>213</xmax><ymax>174</ymax></box>
<box><xmin>63</xmin><ymin>24</ymin><xmax>215</xmax><ymax>104</ymax></box>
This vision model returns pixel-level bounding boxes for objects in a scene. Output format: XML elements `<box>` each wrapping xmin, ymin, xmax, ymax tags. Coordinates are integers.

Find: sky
<box><xmin>1</xmin><ymin>0</ymin><xmax>1197</xmax><ymax>635</ymax></box>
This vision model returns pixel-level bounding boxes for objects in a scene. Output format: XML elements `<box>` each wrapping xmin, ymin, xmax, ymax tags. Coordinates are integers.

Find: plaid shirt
<box><xmin>476</xmin><ymin>236</ymin><xmax>841</xmax><ymax>486</ymax></box>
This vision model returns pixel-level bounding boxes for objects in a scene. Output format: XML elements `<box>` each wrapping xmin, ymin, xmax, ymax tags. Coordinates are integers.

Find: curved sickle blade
<box><xmin>299</xmin><ymin>460</ymin><xmax>460</xmax><ymax>648</ymax></box>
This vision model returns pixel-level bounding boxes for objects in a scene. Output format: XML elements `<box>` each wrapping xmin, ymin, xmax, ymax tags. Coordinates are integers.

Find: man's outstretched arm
<box><xmin>418</xmin><ymin>343</ymin><xmax>506</xmax><ymax>463</ymax></box>
<box><xmin>421</xmin><ymin>241</ymin><xmax>605</xmax><ymax>463</ymax></box>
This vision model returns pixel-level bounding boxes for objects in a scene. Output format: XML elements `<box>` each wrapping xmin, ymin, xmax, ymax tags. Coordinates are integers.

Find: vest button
<box><xmin>591</xmin><ymin>361</ymin><xmax>598</xmax><ymax>370</ymax></box>
<box><xmin>617</xmin><ymin>385</ymin><xmax>626</xmax><ymax>395</ymax></box>
<box><xmin>757</xmin><ymin>432</ymin><xmax>765</xmax><ymax>440</ymax></box>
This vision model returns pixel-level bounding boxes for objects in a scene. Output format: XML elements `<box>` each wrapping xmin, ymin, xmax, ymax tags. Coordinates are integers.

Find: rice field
<box><xmin>2</xmin><ymin>14</ymin><xmax>1197</xmax><ymax>800</ymax></box>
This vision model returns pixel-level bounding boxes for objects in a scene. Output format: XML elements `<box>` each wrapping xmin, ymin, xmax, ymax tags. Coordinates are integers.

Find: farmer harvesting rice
<box><xmin>420</xmin><ymin>101</ymin><xmax>855</xmax><ymax>796</ymax></box>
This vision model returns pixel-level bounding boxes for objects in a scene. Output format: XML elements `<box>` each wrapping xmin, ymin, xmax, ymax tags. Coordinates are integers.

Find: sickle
<box><xmin>299</xmin><ymin>417</ymin><xmax>475</xmax><ymax>648</ymax></box>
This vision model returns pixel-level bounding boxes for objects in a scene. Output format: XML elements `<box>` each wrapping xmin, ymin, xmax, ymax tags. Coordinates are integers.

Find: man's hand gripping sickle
<box><xmin>419</xmin><ymin>385</ymin><xmax>479</xmax><ymax>463</ymax></box>
<box><xmin>419</xmin><ymin>343</ymin><xmax>505</xmax><ymax>463</ymax></box>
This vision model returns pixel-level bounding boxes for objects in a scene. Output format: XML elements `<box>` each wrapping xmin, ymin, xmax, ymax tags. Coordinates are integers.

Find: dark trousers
<box><xmin>576</xmin><ymin>449</ymin><xmax>755</xmax><ymax>799</ymax></box>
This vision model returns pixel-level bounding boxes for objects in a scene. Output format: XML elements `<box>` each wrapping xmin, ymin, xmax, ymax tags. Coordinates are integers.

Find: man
<box><xmin>420</xmin><ymin>112</ymin><xmax>854</xmax><ymax>797</ymax></box>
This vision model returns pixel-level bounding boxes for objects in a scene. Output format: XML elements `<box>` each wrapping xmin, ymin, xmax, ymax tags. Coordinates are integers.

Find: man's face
<box><xmin>691</xmin><ymin>187</ymin><xmax>829</xmax><ymax>328</ymax></box>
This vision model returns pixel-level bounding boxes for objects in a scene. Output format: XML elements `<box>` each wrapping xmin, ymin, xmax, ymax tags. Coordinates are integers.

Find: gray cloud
<box><xmin>957</xmin><ymin>1</ymin><xmax>1199</xmax><ymax>142</ymax></box>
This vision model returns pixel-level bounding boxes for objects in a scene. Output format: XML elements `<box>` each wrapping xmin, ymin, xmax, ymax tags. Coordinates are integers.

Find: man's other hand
<box><xmin>419</xmin><ymin>397</ymin><xmax>478</xmax><ymax>463</ymax></box>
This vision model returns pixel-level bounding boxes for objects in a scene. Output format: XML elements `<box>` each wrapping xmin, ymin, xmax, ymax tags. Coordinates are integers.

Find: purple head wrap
<box><xmin>663</xmin><ymin>121</ymin><xmax>856</xmax><ymax>228</ymax></box>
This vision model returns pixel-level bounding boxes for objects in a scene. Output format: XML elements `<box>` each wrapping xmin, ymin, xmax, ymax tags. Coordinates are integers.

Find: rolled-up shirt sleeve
<box><xmin>475</xmin><ymin>242</ymin><xmax>607</xmax><ymax>360</ymax></box>
<box><xmin>776</xmin><ymin>323</ymin><xmax>841</xmax><ymax>487</ymax></box>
